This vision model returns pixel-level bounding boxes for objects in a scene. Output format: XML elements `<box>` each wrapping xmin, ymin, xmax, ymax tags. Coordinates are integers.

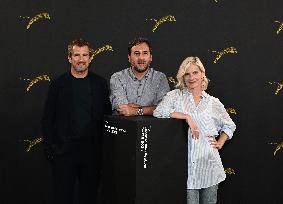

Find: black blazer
<box><xmin>41</xmin><ymin>71</ymin><xmax>111</xmax><ymax>157</ymax></box>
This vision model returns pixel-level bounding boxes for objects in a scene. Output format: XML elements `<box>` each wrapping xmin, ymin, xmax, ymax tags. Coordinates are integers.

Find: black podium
<box><xmin>101</xmin><ymin>116</ymin><xmax>188</xmax><ymax>204</ymax></box>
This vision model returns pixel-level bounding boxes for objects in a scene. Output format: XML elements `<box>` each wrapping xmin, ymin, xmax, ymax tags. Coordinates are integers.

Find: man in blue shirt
<box><xmin>110</xmin><ymin>37</ymin><xmax>170</xmax><ymax>116</ymax></box>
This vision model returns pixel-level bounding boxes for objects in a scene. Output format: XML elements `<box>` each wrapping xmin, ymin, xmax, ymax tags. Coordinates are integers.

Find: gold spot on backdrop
<box><xmin>211</xmin><ymin>47</ymin><xmax>238</xmax><ymax>64</ymax></box>
<box><xmin>274</xmin><ymin>21</ymin><xmax>283</xmax><ymax>34</ymax></box>
<box><xmin>91</xmin><ymin>45</ymin><xmax>113</xmax><ymax>61</ymax></box>
<box><xmin>20</xmin><ymin>75</ymin><xmax>51</xmax><ymax>92</ymax></box>
<box><xmin>269</xmin><ymin>142</ymin><xmax>283</xmax><ymax>156</ymax></box>
<box><xmin>167</xmin><ymin>76</ymin><xmax>177</xmax><ymax>87</ymax></box>
<box><xmin>224</xmin><ymin>168</ymin><xmax>236</xmax><ymax>175</ymax></box>
<box><xmin>226</xmin><ymin>108</ymin><xmax>237</xmax><ymax>115</ymax></box>
<box><xmin>23</xmin><ymin>137</ymin><xmax>43</xmax><ymax>152</ymax></box>
<box><xmin>146</xmin><ymin>15</ymin><xmax>176</xmax><ymax>32</ymax></box>
<box><xmin>268</xmin><ymin>82</ymin><xmax>283</xmax><ymax>95</ymax></box>
<box><xmin>20</xmin><ymin>12</ymin><xmax>51</xmax><ymax>29</ymax></box>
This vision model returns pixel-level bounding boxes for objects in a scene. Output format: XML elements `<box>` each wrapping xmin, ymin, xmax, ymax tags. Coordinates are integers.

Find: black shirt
<box><xmin>72</xmin><ymin>75</ymin><xmax>92</xmax><ymax>139</ymax></box>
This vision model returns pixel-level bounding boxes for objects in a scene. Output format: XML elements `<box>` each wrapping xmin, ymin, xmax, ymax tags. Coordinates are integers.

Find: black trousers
<box><xmin>51</xmin><ymin>140</ymin><xmax>100</xmax><ymax>204</ymax></box>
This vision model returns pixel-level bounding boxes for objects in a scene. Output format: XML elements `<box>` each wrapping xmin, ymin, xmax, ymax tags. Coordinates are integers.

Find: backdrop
<box><xmin>1</xmin><ymin>0</ymin><xmax>282</xmax><ymax>203</ymax></box>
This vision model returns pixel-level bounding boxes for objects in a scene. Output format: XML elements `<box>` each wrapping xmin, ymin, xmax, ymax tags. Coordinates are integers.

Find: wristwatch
<box><xmin>137</xmin><ymin>107</ymin><xmax>144</xmax><ymax>115</ymax></box>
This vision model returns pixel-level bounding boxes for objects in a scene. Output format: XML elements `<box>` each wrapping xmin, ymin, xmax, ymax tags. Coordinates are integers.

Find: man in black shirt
<box><xmin>41</xmin><ymin>38</ymin><xmax>111</xmax><ymax>204</ymax></box>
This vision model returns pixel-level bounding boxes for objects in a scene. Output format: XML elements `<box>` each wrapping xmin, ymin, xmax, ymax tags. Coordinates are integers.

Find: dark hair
<box><xmin>68</xmin><ymin>38</ymin><xmax>93</xmax><ymax>57</ymax></box>
<box><xmin>128</xmin><ymin>37</ymin><xmax>152</xmax><ymax>55</ymax></box>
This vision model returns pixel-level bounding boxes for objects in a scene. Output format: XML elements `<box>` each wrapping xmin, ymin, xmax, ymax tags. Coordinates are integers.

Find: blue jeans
<box><xmin>187</xmin><ymin>185</ymin><xmax>218</xmax><ymax>204</ymax></box>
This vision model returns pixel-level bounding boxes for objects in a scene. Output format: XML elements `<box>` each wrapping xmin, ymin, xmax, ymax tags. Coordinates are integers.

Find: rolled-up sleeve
<box><xmin>212</xmin><ymin>98</ymin><xmax>236</xmax><ymax>139</ymax></box>
<box><xmin>154</xmin><ymin>73</ymin><xmax>170</xmax><ymax>105</ymax></box>
<box><xmin>109</xmin><ymin>73</ymin><xmax>129</xmax><ymax>110</ymax></box>
<box><xmin>153</xmin><ymin>90</ymin><xmax>179</xmax><ymax>118</ymax></box>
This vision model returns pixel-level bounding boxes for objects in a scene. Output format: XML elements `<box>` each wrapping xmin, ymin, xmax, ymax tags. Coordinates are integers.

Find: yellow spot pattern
<box><xmin>26</xmin><ymin>75</ymin><xmax>51</xmax><ymax>92</ymax></box>
<box><xmin>268</xmin><ymin>82</ymin><xmax>283</xmax><ymax>95</ymax></box>
<box><xmin>212</xmin><ymin>47</ymin><xmax>238</xmax><ymax>64</ymax></box>
<box><xmin>146</xmin><ymin>15</ymin><xmax>176</xmax><ymax>32</ymax></box>
<box><xmin>269</xmin><ymin>142</ymin><xmax>283</xmax><ymax>156</ymax></box>
<box><xmin>91</xmin><ymin>45</ymin><xmax>113</xmax><ymax>60</ymax></box>
<box><xmin>224</xmin><ymin>168</ymin><xmax>235</xmax><ymax>175</ymax></box>
<box><xmin>167</xmin><ymin>76</ymin><xmax>178</xmax><ymax>86</ymax></box>
<box><xmin>226</xmin><ymin>108</ymin><xmax>237</xmax><ymax>115</ymax></box>
<box><xmin>274</xmin><ymin>21</ymin><xmax>283</xmax><ymax>34</ymax></box>
<box><xmin>21</xmin><ymin>12</ymin><xmax>51</xmax><ymax>29</ymax></box>
<box><xmin>23</xmin><ymin>137</ymin><xmax>43</xmax><ymax>152</ymax></box>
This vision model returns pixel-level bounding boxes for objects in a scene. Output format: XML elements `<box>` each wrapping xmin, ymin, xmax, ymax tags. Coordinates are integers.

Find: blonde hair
<box><xmin>176</xmin><ymin>56</ymin><xmax>209</xmax><ymax>90</ymax></box>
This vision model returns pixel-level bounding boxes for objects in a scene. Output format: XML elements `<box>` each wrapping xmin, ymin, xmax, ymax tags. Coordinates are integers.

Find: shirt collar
<box><xmin>202</xmin><ymin>91</ymin><xmax>209</xmax><ymax>98</ymax></box>
<box><xmin>184</xmin><ymin>89</ymin><xmax>209</xmax><ymax>98</ymax></box>
<box><xmin>69</xmin><ymin>70</ymin><xmax>89</xmax><ymax>79</ymax></box>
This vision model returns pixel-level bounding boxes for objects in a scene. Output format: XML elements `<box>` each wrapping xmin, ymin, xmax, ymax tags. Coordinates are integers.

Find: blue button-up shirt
<box><xmin>110</xmin><ymin>67</ymin><xmax>170</xmax><ymax>110</ymax></box>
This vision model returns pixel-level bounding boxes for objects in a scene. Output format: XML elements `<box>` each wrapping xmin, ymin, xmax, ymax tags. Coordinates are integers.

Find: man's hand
<box><xmin>117</xmin><ymin>104</ymin><xmax>138</xmax><ymax>116</ymax></box>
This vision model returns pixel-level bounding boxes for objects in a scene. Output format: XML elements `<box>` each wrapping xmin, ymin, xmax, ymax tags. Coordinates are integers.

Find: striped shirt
<box><xmin>153</xmin><ymin>89</ymin><xmax>236</xmax><ymax>189</ymax></box>
<box><xmin>110</xmin><ymin>67</ymin><xmax>170</xmax><ymax>110</ymax></box>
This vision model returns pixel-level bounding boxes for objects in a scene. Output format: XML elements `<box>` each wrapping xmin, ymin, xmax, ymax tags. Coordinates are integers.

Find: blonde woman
<box><xmin>153</xmin><ymin>57</ymin><xmax>236</xmax><ymax>204</ymax></box>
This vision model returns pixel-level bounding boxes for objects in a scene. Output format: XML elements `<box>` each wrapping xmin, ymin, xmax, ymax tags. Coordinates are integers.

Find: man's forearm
<box><xmin>127</xmin><ymin>104</ymin><xmax>156</xmax><ymax>115</ymax></box>
<box><xmin>117</xmin><ymin>104</ymin><xmax>156</xmax><ymax>116</ymax></box>
<box><xmin>140</xmin><ymin>106</ymin><xmax>156</xmax><ymax>115</ymax></box>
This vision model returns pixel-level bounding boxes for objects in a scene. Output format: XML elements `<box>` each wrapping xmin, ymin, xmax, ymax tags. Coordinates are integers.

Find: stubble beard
<box><xmin>74</xmin><ymin>66</ymin><xmax>87</xmax><ymax>72</ymax></box>
<box><xmin>133</xmin><ymin>62</ymin><xmax>150</xmax><ymax>73</ymax></box>
<box><xmin>73</xmin><ymin>63</ymin><xmax>88</xmax><ymax>73</ymax></box>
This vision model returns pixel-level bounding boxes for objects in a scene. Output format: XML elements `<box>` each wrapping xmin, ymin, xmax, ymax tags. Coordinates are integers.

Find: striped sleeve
<box><xmin>153</xmin><ymin>89</ymin><xmax>180</xmax><ymax>118</ymax></box>
<box><xmin>212</xmin><ymin>97</ymin><xmax>236</xmax><ymax>139</ymax></box>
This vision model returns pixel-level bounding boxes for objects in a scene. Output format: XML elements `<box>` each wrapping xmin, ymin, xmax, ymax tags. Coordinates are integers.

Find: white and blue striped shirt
<box><xmin>153</xmin><ymin>89</ymin><xmax>236</xmax><ymax>189</ymax></box>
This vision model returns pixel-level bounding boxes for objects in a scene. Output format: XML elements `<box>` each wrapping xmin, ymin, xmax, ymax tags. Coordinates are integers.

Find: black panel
<box><xmin>101</xmin><ymin>116</ymin><xmax>187</xmax><ymax>204</ymax></box>
<box><xmin>1</xmin><ymin>0</ymin><xmax>283</xmax><ymax>203</ymax></box>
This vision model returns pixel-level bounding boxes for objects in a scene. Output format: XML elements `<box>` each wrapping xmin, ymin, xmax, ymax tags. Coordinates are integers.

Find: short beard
<box><xmin>74</xmin><ymin>66</ymin><xmax>87</xmax><ymax>73</ymax></box>
<box><xmin>132</xmin><ymin>63</ymin><xmax>150</xmax><ymax>73</ymax></box>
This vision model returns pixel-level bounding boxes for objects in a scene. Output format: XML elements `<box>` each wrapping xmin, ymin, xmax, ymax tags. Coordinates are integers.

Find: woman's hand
<box><xmin>209</xmin><ymin>133</ymin><xmax>228</xmax><ymax>149</ymax></box>
<box><xmin>208</xmin><ymin>137</ymin><xmax>223</xmax><ymax>149</ymax></box>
